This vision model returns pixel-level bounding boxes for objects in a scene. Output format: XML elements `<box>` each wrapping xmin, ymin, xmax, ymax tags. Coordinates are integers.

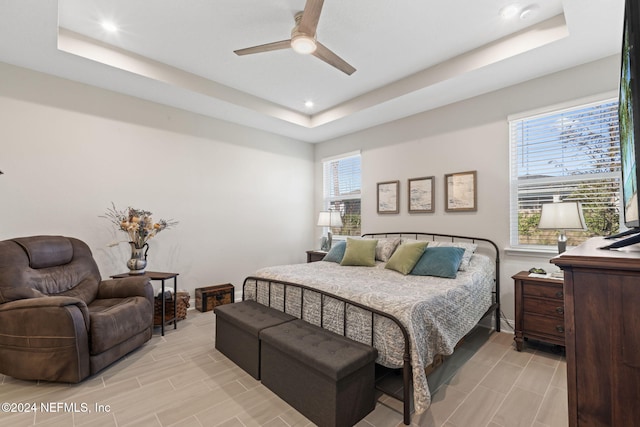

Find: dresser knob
<box><xmin>556</xmin><ymin>325</ymin><xmax>565</xmax><ymax>333</ymax></box>
<box><xmin>555</xmin><ymin>291</ymin><xmax>563</xmax><ymax>298</ymax></box>
<box><xmin>556</xmin><ymin>307</ymin><xmax>564</xmax><ymax>314</ymax></box>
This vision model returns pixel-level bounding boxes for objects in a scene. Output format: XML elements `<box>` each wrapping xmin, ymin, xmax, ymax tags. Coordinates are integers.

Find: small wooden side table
<box><xmin>513</xmin><ymin>271</ymin><xmax>565</xmax><ymax>351</ymax></box>
<box><xmin>111</xmin><ymin>271</ymin><xmax>179</xmax><ymax>336</ymax></box>
<box><xmin>306</xmin><ymin>250</ymin><xmax>327</xmax><ymax>263</ymax></box>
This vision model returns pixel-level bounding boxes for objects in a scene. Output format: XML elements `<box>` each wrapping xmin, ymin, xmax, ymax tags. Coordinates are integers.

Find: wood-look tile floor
<box><xmin>0</xmin><ymin>310</ymin><xmax>567</xmax><ymax>427</ymax></box>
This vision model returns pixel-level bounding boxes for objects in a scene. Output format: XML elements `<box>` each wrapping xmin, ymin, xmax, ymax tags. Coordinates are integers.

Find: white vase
<box><xmin>127</xmin><ymin>242</ymin><xmax>148</xmax><ymax>274</ymax></box>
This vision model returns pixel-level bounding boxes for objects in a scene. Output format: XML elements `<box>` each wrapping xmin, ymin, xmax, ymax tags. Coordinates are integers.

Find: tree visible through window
<box><xmin>510</xmin><ymin>98</ymin><xmax>621</xmax><ymax>248</ymax></box>
<box><xmin>322</xmin><ymin>152</ymin><xmax>361</xmax><ymax>236</ymax></box>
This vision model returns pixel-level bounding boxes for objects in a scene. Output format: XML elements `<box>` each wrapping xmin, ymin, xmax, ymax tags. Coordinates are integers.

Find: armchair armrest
<box><xmin>0</xmin><ymin>296</ymin><xmax>91</xmax><ymax>382</ymax></box>
<box><xmin>0</xmin><ymin>294</ymin><xmax>87</xmax><ymax>309</ymax></box>
<box><xmin>0</xmin><ymin>295</ymin><xmax>90</xmax><ymax>330</ymax></box>
<box><xmin>98</xmin><ymin>277</ymin><xmax>153</xmax><ymax>305</ymax></box>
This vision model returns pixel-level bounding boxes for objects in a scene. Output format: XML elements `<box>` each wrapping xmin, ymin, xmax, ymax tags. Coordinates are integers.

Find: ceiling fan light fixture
<box><xmin>235</xmin><ymin>1</ymin><xmax>355</xmax><ymax>74</ymax></box>
<box><xmin>291</xmin><ymin>34</ymin><xmax>317</xmax><ymax>54</ymax></box>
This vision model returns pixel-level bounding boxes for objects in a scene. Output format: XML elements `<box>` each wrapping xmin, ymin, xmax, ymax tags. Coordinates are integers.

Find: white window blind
<box><xmin>510</xmin><ymin>98</ymin><xmax>621</xmax><ymax>247</ymax></box>
<box><xmin>322</xmin><ymin>152</ymin><xmax>361</xmax><ymax>236</ymax></box>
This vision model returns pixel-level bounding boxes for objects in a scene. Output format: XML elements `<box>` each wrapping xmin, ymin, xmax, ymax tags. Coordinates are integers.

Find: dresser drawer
<box><xmin>522</xmin><ymin>282</ymin><xmax>563</xmax><ymax>299</ymax></box>
<box><xmin>523</xmin><ymin>313</ymin><xmax>565</xmax><ymax>338</ymax></box>
<box><xmin>523</xmin><ymin>297</ymin><xmax>565</xmax><ymax>318</ymax></box>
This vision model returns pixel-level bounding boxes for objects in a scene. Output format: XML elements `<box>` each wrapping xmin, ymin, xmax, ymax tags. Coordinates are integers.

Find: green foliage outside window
<box><xmin>517</xmin><ymin>182</ymin><xmax>620</xmax><ymax>246</ymax></box>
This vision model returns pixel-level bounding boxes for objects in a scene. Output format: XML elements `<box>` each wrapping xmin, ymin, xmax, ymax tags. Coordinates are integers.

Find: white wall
<box><xmin>0</xmin><ymin>62</ymin><xmax>315</xmax><ymax>298</ymax></box>
<box><xmin>0</xmin><ymin>54</ymin><xmax>621</xmax><ymax>324</ymax></box>
<box><xmin>314</xmin><ymin>55</ymin><xmax>620</xmax><ymax>326</ymax></box>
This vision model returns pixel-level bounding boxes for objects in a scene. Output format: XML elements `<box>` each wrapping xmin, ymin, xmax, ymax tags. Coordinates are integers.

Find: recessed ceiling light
<box><xmin>101</xmin><ymin>21</ymin><xmax>118</xmax><ymax>33</ymax></box>
<box><xmin>500</xmin><ymin>4</ymin><xmax>520</xmax><ymax>19</ymax></box>
<box><xmin>304</xmin><ymin>100</ymin><xmax>314</xmax><ymax>108</ymax></box>
<box><xmin>520</xmin><ymin>4</ymin><xmax>540</xmax><ymax>20</ymax></box>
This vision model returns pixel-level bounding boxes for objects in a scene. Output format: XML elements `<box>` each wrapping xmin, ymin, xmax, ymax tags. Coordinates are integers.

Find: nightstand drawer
<box><xmin>513</xmin><ymin>271</ymin><xmax>566</xmax><ymax>351</ymax></box>
<box><xmin>523</xmin><ymin>297</ymin><xmax>565</xmax><ymax>317</ymax></box>
<box><xmin>523</xmin><ymin>314</ymin><xmax>565</xmax><ymax>338</ymax></box>
<box><xmin>522</xmin><ymin>282</ymin><xmax>563</xmax><ymax>299</ymax></box>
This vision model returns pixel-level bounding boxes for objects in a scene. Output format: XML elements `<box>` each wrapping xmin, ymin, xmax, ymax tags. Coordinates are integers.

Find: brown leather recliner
<box><xmin>0</xmin><ymin>235</ymin><xmax>154</xmax><ymax>383</ymax></box>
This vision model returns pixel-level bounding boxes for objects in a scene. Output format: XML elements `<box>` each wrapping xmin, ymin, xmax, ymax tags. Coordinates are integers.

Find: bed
<box><xmin>242</xmin><ymin>232</ymin><xmax>500</xmax><ymax>424</ymax></box>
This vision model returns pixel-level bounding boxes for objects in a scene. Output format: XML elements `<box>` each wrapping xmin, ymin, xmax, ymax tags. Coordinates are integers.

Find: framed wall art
<box><xmin>408</xmin><ymin>176</ymin><xmax>435</xmax><ymax>213</ymax></box>
<box><xmin>377</xmin><ymin>180</ymin><xmax>400</xmax><ymax>214</ymax></box>
<box><xmin>445</xmin><ymin>170</ymin><xmax>477</xmax><ymax>212</ymax></box>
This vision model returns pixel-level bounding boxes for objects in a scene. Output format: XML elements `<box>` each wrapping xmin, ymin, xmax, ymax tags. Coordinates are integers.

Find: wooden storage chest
<box><xmin>195</xmin><ymin>284</ymin><xmax>234</xmax><ymax>312</ymax></box>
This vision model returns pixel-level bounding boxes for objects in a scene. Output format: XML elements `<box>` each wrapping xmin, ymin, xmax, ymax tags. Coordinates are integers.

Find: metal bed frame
<box><xmin>242</xmin><ymin>232</ymin><xmax>500</xmax><ymax>425</ymax></box>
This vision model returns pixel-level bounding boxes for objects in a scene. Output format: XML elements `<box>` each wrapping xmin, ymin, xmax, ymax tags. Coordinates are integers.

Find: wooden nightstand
<box><xmin>513</xmin><ymin>271</ymin><xmax>565</xmax><ymax>351</ymax></box>
<box><xmin>306</xmin><ymin>250</ymin><xmax>327</xmax><ymax>263</ymax></box>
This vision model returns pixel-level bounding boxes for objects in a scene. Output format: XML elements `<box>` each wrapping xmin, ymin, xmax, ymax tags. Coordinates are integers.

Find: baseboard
<box><xmin>500</xmin><ymin>317</ymin><xmax>515</xmax><ymax>333</ymax></box>
<box><xmin>477</xmin><ymin>314</ymin><xmax>515</xmax><ymax>334</ymax></box>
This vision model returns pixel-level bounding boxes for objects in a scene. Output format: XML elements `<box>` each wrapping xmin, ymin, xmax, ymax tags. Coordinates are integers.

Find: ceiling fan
<box><xmin>233</xmin><ymin>0</ymin><xmax>356</xmax><ymax>75</ymax></box>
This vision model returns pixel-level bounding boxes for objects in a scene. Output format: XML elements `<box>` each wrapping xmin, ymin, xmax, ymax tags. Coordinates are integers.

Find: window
<box><xmin>322</xmin><ymin>152</ymin><xmax>361</xmax><ymax>236</ymax></box>
<box><xmin>510</xmin><ymin>98</ymin><xmax>621</xmax><ymax>248</ymax></box>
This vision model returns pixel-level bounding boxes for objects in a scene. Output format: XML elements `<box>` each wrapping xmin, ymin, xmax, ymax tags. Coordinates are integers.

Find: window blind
<box><xmin>510</xmin><ymin>98</ymin><xmax>621</xmax><ymax>247</ymax></box>
<box><xmin>322</xmin><ymin>152</ymin><xmax>361</xmax><ymax>236</ymax></box>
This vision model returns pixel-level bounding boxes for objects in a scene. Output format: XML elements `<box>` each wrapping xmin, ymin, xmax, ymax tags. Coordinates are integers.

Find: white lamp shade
<box><xmin>317</xmin><ymin>212</ymin><xmax>330</xmax><ymax>227</ymax></box>
<box><xmin>538</xmin><ymin>201</ymin><xmax>587</xmax><ymax>230</ymax></box>
<box><xmin>317</xmin><ymin>211</ymin><xmax>343</xmax><ymax>227</ymax></box>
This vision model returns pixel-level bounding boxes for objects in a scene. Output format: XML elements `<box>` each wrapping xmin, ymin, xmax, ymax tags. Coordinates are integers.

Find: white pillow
<box><xmin>375</xmin><ymin>237</ymin><xmax>401</xmax><ymax>262</ymax></box>
<box><xmin>400</xmin><ymin>238</ymin><xmax>421</xmax><ymax>245</ymax></box>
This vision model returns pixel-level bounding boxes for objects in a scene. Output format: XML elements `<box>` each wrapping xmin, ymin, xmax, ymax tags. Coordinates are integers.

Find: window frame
<box><xmin>321</xmin><ymin>151</ymin><xmax>362</xmax><ymax>238</ymax></box>
<box><xmin>508</xmin><ymin>92</ymin><xmax>622</xmax><ymax>251</ymax></box>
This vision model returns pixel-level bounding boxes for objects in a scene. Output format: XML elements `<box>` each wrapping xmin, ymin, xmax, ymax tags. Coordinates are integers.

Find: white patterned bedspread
<box><xmin>245</xmin><ymin>253</ymin><xmax>495</xmax><ymax>414</ymax></box>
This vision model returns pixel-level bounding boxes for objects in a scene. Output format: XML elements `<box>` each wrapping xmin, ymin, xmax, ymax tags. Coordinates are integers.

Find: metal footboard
<box><xmin>242</xmin><ymin>232</ymin><xmax>500</xmax><ymax>425</ymax></box>
<box><xmin>242</xmin><ymin>277</ymin><xmax>413</xmax><ymax>424</ymax></box>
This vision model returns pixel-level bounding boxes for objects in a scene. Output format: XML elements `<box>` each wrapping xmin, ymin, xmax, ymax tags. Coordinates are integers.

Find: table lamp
<box><xmin>317</xmin><ymin>211</ymin><xmax>343</xmax><ymax>251</ymax></box>
<box><xmin>538</xmin><ymin>196</ymin><xmax>587</xmax><ymax>253</ymax></box>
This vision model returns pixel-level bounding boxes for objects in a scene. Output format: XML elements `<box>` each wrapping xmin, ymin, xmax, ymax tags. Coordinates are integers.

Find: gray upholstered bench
<box><xmin>214</xmin><ymin>300</ymin><xmax>295</xmax><ymax>379</ymax></box>
<box><xmin>260</xmin><ymin>319</ymin><xmax>378</xmax><ymax>427</ymax></box>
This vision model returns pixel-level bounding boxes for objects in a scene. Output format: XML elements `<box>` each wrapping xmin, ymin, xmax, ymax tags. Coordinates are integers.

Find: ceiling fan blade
<box><xmin>298</xmin><ymin>0</ymin><xmax>324</xmax><ymax>35</ymax></box>
<box><xmin>234</xmin><ymin>40</ymin><xmax>291</xmax><ymax>56</ymax></box>
<box><xmin>312</xmin><ymin>42</ymin><xmax>356</xmax><ymax>75</ymax></box>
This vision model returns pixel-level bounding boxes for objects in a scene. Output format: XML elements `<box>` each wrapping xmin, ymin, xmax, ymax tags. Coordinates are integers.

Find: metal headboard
<box><xmin>361</xmin><ymin>232</ymin><xmax>501</xmax><ymax>332</ymax></box>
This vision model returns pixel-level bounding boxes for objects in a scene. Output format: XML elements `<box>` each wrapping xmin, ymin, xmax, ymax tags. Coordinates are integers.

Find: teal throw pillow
<box><xmin>410</xmin><ymin>247</ymin><xmax>465</xmax><ymax>278</ymax></box>
<box><xmin>340</xmin><ymin>238</ymin><xmax>378</xmax><ymax>267</ymax></box>
<box><xmin>385</xmin><ymin>241</ymin><xmax>428</xmax><ymax>275</ymax></box>
<box><xmin>323</xmin><ymin>241</ymin><xmax>346</xmax><ymax>263</ymax></box>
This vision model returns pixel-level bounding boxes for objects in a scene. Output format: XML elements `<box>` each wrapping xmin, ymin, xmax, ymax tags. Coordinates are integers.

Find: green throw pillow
<box><xmin>340</xmin><ymin>238</ymin><xmax>378</xmax><ymax>267</ymax></box>
<box><xmin>410</xmin><ymin>247</ymin><xmax>465</xmax><ymax>278</ymax></box>
<box><xmin>385</xmin><ymin>241</ymin><xmax>428</xmax><ymax>275</ymax></box>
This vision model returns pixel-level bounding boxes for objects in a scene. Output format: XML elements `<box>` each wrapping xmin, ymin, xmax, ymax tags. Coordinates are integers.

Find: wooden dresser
<box><xmin>512</xmin><ymin>271</ymin><xmax>565</xmax><ymax>351</ymax></box>
<box><xmin>551</xmin><ymin>237</ymin><xmax>640</xmax><ymax>427</ymax></box>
